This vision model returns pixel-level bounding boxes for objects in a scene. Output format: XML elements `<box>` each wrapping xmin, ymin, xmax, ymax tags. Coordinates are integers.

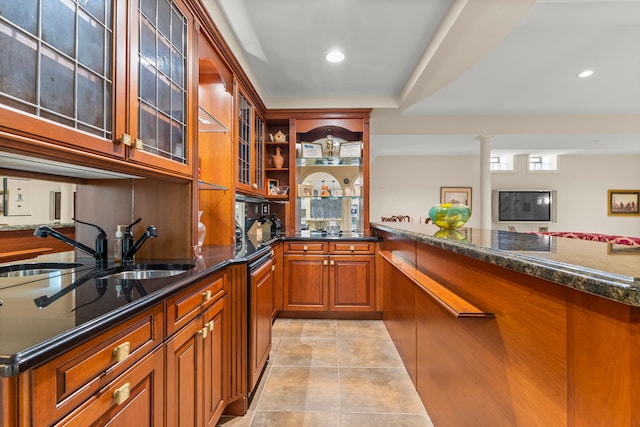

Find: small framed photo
<box><xmin>301</xmin><ymin>142</ymin><xmax>323</xmax><ymax>158</ymax></box>
<box><xmin>608</xmin><ymin>190</ymin><xmax>640</xmax><ymax>216</ymax></box>
<box><xmin>297</xmin><ymin>184</ymin><xmax>314</xmax><ymax>197</ymax></box>
<box><xmin>339</xmin><ymin>141</ymin><xmax>362</xmax><ymax>158</ymax></box>
<box><xmin>440</xmin><ymin>186</ymin><xmax>472</xmax><ymax>208</ymax></box>
<box><xmin>268</xmin><ymin>179</ymin><xmax>279</xmax><ymax>195</ymax></box>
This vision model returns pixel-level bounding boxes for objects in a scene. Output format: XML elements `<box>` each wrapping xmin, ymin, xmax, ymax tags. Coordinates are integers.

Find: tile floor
<box><xmin>218</xmin><ymin>318</ymin><xmax>434</xmax><ymax>427</ymax></box>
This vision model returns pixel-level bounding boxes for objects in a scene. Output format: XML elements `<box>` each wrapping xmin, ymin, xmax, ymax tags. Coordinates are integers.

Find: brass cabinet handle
<box><xmin>323</xmin><ymin>260</ymin><xmax>328</xmax><ymax>266</ymax></box>
<box><xmin>113</xmin><ymin>342</ymin><xmax>131</xmax><ymax>363</ymax></box>
<box><xmin>119</xmin><ymin>133</ymin><xmax>131</xmax><ymax>146</ymax></box>
<box><xmin>207</xmin><ymin>320</ymin><xmax>214</xmax><ymax>332</ymax></box>
<box><xmin>270</xmin><ymin>250</ymin><xmax>275</xmax><ymax>257</ymax></box>
<box><xmin>203</xmin><ymin>290</ymin><xmax>212</xmax><ymax>301</ymax></box>
<box><xmin>272</xmin><ymin>265</ymin><xmax>275</xmax><ymax>271</ymax></box>
<box><xmin>350</xmin><ymin>245</ymin><xmax>355</xmax><ymax>251</ymax></box>
<box><xmin>330</xmin><ymin>260</ymin><xmax>335</xmax><ymax>266</ymax></box>
<box><xmin>134</xmin><ymin>138</ymin><xmax>144</xmax><ymax>150</ymax></box>
<box><xmin>114</xmin><ymin>383</ymin><xmax>131</xmax><ymax>406</ymax></box>
<box><xmin>198</xmin><ymin>326</ymin><xmax>208</xmax><ymax>339</ymax></box>
<box><xmin>303</xmin><ymin>245</ymin><xmax>308</xmax><ymax>251</ymax></box>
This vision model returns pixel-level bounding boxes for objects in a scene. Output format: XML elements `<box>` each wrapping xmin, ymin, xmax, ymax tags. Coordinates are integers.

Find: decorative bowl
<box><xmin>428</xmin><ymin>203</ymin><xmax>471</xmax><ymax>230</ymax></box>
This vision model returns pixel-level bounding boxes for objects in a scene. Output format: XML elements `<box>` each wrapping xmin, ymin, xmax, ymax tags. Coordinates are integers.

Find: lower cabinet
<box><xmin>282</xmin><ymin>241</ymin><xmax>375</xmax><ymax>313</ymax></box>
<box><xmin>249</xmin><ymin>257</ymin><xmax>273</xmax><ymax>393</ymax></box>
<box><xmin>53</xmin><ymin>347</ymin><xmax>165</xmax><ymax>426</ymax></box>
<box><xmin>166</xmin><ymin>295</ymin><xmax>226</xmax><ymax>427</ymax></box>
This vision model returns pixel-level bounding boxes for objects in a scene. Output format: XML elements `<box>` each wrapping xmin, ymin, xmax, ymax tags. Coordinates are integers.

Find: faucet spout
<box><xmin>34</xmin><ymin>219</ymin><xmax>108</xmax><ymax>264</ymax></box>
<box><xmin>123</xmin><ymin>225</ymin><xmax>158</xmax><ymax>261</ymax></box>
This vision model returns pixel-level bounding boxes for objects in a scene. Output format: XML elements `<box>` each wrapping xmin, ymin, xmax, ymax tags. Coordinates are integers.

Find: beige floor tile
<box><xmin>337</xmin><ymin>319</ymin><xmax>391</xmax><ymax>340</ymax></box>
<box><xmin>250</xmin><ymin>411</ymin><xmax>340</xmax><ymax>427</ymax></box>
<box><xmin>257</xmin><ymin>366</ymin><xmax>340</xmax><ymax>412</ymax></box>
<box><xmin>337</xmin><ymin>337</ymin><xmax>403</xmax><ymax>368</ymax></box>
<box><xmin>271</xmin><ymin>318</ymin><xmax>289</xmax><ymax>338</ymax></box>
<box><xmin>283</xmin><ymin>319</ymin><xmax>337</xmax><ymax>339</ymax></box>
<box><xmin>341</xmin><ymin>412</ymin><xmax>434</xmax><ymax>427</ymax></box>
<box><xmin>274</xmin><ymin>337</ymin><xmax>337</xmax><ymax>367</ymax></box>
<box><xmin>340</xmin><ymin>367</ymin><xmax>427</xmax><ymax>414</ymax></box>
<box><xmin>270</xmin><ymin>336</ymin><xmax>282</xmax><ymax>360</ymax></box>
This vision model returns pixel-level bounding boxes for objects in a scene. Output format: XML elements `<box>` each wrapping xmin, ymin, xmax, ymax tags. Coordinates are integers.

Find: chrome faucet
<box><xmin>122</xmin><ymin>218</ymin><xmax>158</xmax><ymax>262</ymax></box>
<box><xmin>34</xmin><ymin>218</ymin><xmax>108</xmax><ymax>264</ymax></box>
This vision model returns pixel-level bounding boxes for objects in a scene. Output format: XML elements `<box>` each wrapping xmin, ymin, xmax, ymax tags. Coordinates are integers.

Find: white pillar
<box><xmin>60</xmin><ymin>183</ymin><xmax>74</xmax><ymax>224</ymax></box>
<box><xmin>476</xmin><ymin>135</ymin><xmax>493</xmax><ymax>230</ymax></box>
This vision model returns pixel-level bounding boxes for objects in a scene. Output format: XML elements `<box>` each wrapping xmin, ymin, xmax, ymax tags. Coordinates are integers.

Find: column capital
<box><xmin>476</xmin><ymin>134</ymin><xmax>494</xmax><ymax>144</ymax></box>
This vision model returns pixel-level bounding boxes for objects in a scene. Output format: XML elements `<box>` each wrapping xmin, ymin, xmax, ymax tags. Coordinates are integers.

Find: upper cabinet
<box><xmin>235</xmin><ymin>87</ymin><xmax>265</xmax><ymax>195</ymax></box>
<box><xmin>286</xmin><ymin>111</ymin><xmax>371</xmax><ymax>236</ymax></box>
<box><xmin>0</xmin><ymin>0</ymin><xmax>196</xmax><ymax>178</ymax></box>
<box><xmin>123</xmin><ymin>0</ymin><xmax>196</xmax><ymax>177</ymax></box>
<box><xmin>0</xmin><ymin>0</ymin><xmax>124</xmax><ymax>158</ymax></box>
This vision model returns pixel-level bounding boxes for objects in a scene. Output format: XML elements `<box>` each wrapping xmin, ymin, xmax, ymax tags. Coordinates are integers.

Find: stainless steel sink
<box><xmin>0</xmin><ymin>262</ymin><xmax>84</xmax><ymax>278</ymax></box>
<box><xmin>97</xmin><ymin>263</ymin><xmax>195</xmax><ymax>281</ymax></box>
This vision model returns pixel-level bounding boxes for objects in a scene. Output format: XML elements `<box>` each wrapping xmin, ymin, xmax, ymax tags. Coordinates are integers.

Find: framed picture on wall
<box><xmin>608</xmin><ymin>190</ymin><xmax>640</xmax><ymax>216</ymax></box>
<box><xmin>440</xmin><ymin>186</ymin><xmax>472</xmax><ymax>208</ymax></box>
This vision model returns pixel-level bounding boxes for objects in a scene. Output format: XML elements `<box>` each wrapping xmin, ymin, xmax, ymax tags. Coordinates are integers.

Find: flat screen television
<box><xmin>495</xmin><ymin>190</ymin><xmax>556</xmax><ymax>222</ymax></box>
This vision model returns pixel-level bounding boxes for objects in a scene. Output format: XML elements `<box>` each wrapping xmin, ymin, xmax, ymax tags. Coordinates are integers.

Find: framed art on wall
<box><xmin>608</xmin><ymin>190</ymin><xmax>639</xmax><ymax>216</ymax></box>
<box><xmin>440</xmin><ymin>187</ymin><xmax>472</xmax><ymax>208</ymax></box>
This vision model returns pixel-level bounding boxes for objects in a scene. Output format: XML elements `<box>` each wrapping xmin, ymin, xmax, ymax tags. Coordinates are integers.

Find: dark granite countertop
<box><xmin>0</xmin><ymin>237</ymin><xmax>275</xmax><ymax>376</ymax></box>
<box><xmin>371</xmin><ymin>222</ymin><xmax>640</xmax><ymax>307</ymax></box>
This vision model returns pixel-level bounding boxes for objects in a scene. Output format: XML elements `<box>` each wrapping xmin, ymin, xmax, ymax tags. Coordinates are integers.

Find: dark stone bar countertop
<box><xmin>371</xmin><ymin>222</ymin><xmax>640</xmax><ymax>307</ymax></box>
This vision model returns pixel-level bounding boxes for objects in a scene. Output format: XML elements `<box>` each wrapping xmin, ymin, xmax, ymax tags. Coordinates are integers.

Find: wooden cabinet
<box><xmin>0</xmin><ymin>0</ymin><xmax>197</xmax><ymax>178</ymax></box>
<box><xmin>52</xmin><ymin>347</ymin><xmax>165</xmax><ymax>427</ymax></box>
<box><xmin>165</xmin><ymin>296</ymin><xmax>225</xmax><ymax>427</ymax></box>
<box><xmin>271</xmin><ymin>243</ymin><xmax>283</xmax><ymax>318</ymax></box>
<box><xmin>282</xmin><ymin>241</ymin><xmax>375</xmax><ymax>313</ymax></box>
<box><xmin>27</xmin><ymin>304</ymin><xmax>164</xmax><ymax>426</ymax></box>
<box><xmin>122</xmin><ymin>0</ymin><xmax>196</xmax><ymax>177</ymax></box>
<box><xmin>165</xmin><ymin>271</ymin><xmax>226</xmax><ymax>427</ymax></box>
<box><xmin>235</xmin><ymin>88</ymin><xmax>265</xmax><ymax>195</ymax></box>
<box><xmin>249</xmin><ymin>257</ymin><xmax>273</xmax><ymax>393</ymax></box>
<box><xmin>264</xmin><ymin>117</ymin><xmax>292</xmax><ymax>201</ymax></box>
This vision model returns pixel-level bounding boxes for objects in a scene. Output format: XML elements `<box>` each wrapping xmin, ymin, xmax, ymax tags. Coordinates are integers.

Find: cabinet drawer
<box><xmin>330</xmin><ymin>242</ymin><xmax>375</xmax><ymax>254</ymax></box>
<box><xmin>166</xmin><ymin>270</ymin><xmax>225</xmax><ymax>336</ymax></box>
<box><xmin>283</xmin><ymin>241</ymin><xmax>327</xmax><ymax>254</ymax></box>
<box><xmin>30</xmin><ymin>304</ymin><xmax>163</xmax><ymax>426</ymax></box>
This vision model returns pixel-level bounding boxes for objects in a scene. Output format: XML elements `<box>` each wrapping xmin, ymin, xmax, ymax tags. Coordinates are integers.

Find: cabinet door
<box><xmin>283</xmin><ymin>254</ymin><xmax>329</xmax><ymax>311</ymax></box>
<box><xmin>0</xmin><ymin>0</ymin><xmax>124</xmax><ymax>158</ymax></box>
<box><xmin>53</xmin><ymin>347</ymin><xmax>164</xmax><ymax>427</ymax></box>
<box><xmin>125</xmin><ymin>0</ymin><xmax>194</xmax><ymax>176</ymax></box>
<box><xmin>272</xmin><ymin>245</ymin><xmax>283</xmax><ymax>318</ymax></box>
<box><xmin>236</xmin><ymin>90</ymin><xmax>255</xmax><ymax>193</ymax></box>
<box><xmin>249</xmin><ymin>259</ymin><xmax>273</xmax><ymax>392</ymax></box>
<box><xmin>203</xmin><ymin>298</ymin><xmax>226</xmax><ymax>427</ymax></box>
<box><xmin>165</xmin><ymin>315</ymin><xmax>203</xmax><ymax>427</ymax></box>
<box><xmin>330</xmin><ymin>255</ymin><xmax>375</xmax><ymax>311</ymax></box>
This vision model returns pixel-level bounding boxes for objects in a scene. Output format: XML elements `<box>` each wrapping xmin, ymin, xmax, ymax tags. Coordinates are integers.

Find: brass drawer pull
<box><xmin>323</xmin><ymin>260</ymin><xmax>328</xmax><ymax>266</ymax></box>
<box><xmin>350</xmin><ymin>245</ymin><xmax>355</xmax><ymax>251</ymax></box>
<box><xmin>114</xmin><ymin>383</ymin><xmax>131</xmax><ymax>405</ymax></box>
<box><xmin>272</xmin><ymin>265</ymin><xmax>275</xmax><ymax>271</ymax></box>
<box><xmin>330</xmin><ymin>260</ymin><xmax>335</xmax><ymax>266</ymax></box>
<box><xmin>113</xmin><ymin>342</ymin><xmax>131</xmax><ymax>363</ymax></box>
<box><xmin>303</xmin><ymin>245</ymin><xmax>308</xmax><ymax>251</ymax></box>
<box><xmin>203</xmin><ymin>290</ymin><xmax>212</xmax><ymax>301</ymax></box>
<box><xmin>207</xmin><ymin>320</ymin><xmax>214</xmax><ymax>332</ymax></box>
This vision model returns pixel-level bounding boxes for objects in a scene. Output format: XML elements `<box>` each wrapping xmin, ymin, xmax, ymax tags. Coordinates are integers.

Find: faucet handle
<box><xmin>72</xmin><ymin>217</ymin><xmax>106</xmax><ymax>237</ymax></box>
<box><xmin>125</xmin><ymin>218</ymin><xmax>142</xmax><ymax>236</ymax></box>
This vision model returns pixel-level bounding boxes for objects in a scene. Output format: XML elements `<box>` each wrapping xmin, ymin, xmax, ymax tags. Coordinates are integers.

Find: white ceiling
<box><xmin>209</xmin><ymin>0</ymin><xmax>640</xmax><ymax>157</ymax></box>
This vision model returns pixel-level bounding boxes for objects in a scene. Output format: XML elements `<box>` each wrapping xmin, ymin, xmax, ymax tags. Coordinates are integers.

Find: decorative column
<box><xmin>476</xmin><ymin>135</ymin><xmax>493</xmax><ymax>230</ymax></box>
<box><xmin>60</xmin><ymin>183</ymin><xmax>74</xmax><ymax>224</ymax></box>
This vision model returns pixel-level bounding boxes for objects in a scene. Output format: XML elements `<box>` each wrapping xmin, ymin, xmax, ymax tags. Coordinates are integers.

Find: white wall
<box><xmin>371</xmin><ymin>154</ymin><xmax>640</xmax><ymax>237</ymax></box>
<box><xmin>0</xmin><ymin>178</ymin><xmax>75</xmax><ymax>227</ymax></box>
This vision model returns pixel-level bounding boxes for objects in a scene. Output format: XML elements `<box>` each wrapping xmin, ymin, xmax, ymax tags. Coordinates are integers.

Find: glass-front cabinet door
<box><xmin>0</xmin><ymin>0</ymin><xmax>122</xmax><ymax>157</ymax></box>
<box><xmin>236</xmin><ymin>89</ymin><xmax>265</xmax><ymax>194</ymax></box>
<box><xmin>294</xmin><ymin>120</ymin><xmax>368</xmax><ymax>236</ymax></box>
<box><xmin>125</xmin><ymin>0</ymin><xmax>194</xmax><ymax>176</ymax></box>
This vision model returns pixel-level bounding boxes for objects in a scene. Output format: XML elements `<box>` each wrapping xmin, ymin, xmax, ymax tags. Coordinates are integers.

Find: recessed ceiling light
<box><xmin>326</xmin><ymin>50</ymin><xmax>344</xmax><ymax>63</ymax></box>
<box><xmin>577</xmin><ymin>70</ymin><xmax>594</xmax><ymax>78</ymax></box>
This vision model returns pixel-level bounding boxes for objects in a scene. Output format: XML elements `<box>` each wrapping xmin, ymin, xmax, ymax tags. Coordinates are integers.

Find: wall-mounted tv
<box><xmin>494</xmin><ymin>190</ymin><xmax>556</xmax><ymax>222</ymax></box>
